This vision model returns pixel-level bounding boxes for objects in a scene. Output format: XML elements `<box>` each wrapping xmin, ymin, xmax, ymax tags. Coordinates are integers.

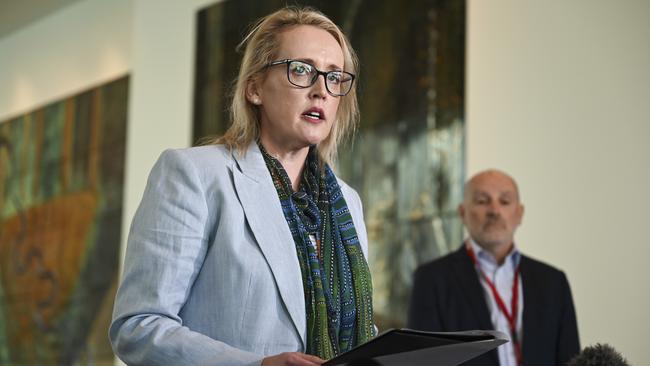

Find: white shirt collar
<box><xmin>468</xmin><ymin>238</ymin><xmax>521</xmax><ymax>270</ymax></box>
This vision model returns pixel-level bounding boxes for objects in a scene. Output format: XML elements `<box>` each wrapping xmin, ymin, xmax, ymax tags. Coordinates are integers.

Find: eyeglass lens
<box><xmin>287</xmin><ymin>61</ymin><xmax>353</xmax><ymax>96</ymax></box>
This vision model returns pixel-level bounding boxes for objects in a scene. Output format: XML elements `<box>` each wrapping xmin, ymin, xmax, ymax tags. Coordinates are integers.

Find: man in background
<box><xmin>407</xmin><ymin>169</ymin><xmax>579</xmax><ymax>366</ymax></box>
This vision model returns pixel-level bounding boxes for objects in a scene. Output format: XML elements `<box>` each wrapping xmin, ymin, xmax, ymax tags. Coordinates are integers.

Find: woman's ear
<box><xmin>246</xmin><ymin>79</ymin><xmax>262</xmax><ymax>105</ymax></box>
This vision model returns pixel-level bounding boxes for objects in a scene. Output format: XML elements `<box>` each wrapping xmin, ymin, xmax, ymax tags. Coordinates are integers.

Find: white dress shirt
<box><xmin>468</xmin><ymin>239</ymin><xmax>523</xmax><ymax>366</ymax></box>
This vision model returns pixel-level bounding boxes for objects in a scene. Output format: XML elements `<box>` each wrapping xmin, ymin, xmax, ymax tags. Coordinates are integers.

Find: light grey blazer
<box><xmin>109</xmin><ymin>143</ymin><xmax>369</xmax><ymax>366</ymax></box>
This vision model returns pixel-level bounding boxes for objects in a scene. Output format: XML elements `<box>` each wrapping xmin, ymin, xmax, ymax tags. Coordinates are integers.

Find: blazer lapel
<box><xmin>231</xmin><ymin>143</ymin><xmax>306</xmax><ymax>348</ymax></box>
<box><xmin>452</xmin><ymin>247</ymin><xmax>500</xmax><ymax>365</ymax></box>
<box><xmin>452</xmin><ymin>247</ymin><xmax>494</xmax><ymax>330</ymax></box>
<box><xmin>520</xmin><ymin>256</ymin><xmax>539</xmax><ymax>365</ymax></box>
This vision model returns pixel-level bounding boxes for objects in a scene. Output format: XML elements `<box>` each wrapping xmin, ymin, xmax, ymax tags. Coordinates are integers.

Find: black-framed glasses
<box><xmin>267</xmin><ymin>59</ymin><xmax>355</xmax><ymax>97</ymax></box>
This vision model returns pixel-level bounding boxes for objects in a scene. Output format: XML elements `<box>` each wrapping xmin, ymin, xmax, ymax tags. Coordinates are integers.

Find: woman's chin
<box><xmin>304</xmin><ymin>127</ymin><xmax>332</xmax><ymax>145</ymax></box>
<box><xmin>299</xmin><ymin>132</ymin><xmax>328</xmax><ymax>147</ymax></box>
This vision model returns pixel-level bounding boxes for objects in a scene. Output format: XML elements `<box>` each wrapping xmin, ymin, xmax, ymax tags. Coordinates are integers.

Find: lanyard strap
<box><xmin>466</xmin><ymin>244</ymin><xmax>523</xmax><ymax>366</ymax></box>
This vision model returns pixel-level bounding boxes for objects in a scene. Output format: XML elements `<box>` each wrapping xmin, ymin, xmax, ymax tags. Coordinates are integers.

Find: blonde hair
<box><xmin>208</xmin><ymin>6</ymin><xmax>359</xmax><ymax>165</ymax></box>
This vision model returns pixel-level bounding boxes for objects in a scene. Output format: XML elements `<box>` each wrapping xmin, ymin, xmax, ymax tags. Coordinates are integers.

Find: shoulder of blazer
<box><xmin>519</xmin><ymin>254</ymin><xmax>567</xmax><ymax>282</ymax></box>
<box><xmin>164</xmin><ymin>145</ymin><xmax>234</xmax><ymax>168</ymax></box>
<box><xmin>411</xmin><ymin>244</ymin><xmax>495</xmax><ymax>332</ymax></box>
<box><xmin>416</xmin><ymin>245</ymin><xmax>468</xmax><ymax>274</ymax></box>
<box><xmin>160</xmin><ymin>145</ymin><xmax>244</xmax><ymax>188</ymax></box>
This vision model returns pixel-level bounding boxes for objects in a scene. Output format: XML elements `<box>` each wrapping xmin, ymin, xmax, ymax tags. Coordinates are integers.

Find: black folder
<box><xmin>323</xmin><ymin>329</ymin><xmax>508</xmax><ymax>366</ymax></box>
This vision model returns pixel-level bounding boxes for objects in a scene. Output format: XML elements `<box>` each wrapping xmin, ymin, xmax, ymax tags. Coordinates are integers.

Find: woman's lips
<box><xmin>302</xmin><ymin>107</ymin><xmax>325</xmax><ymax>122</ymax></box>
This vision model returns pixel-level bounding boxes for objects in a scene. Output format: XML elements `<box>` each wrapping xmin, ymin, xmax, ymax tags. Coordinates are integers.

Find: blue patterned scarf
<box><xmin>260</xmin><ymin>144</ymin><xmax>374</xmax><ymax>359</ymax></box>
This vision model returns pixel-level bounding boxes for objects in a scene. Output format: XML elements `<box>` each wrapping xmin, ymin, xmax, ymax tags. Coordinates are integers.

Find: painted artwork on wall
<box><xmin>0</xmin><ymin>76</ymin><xmax>128</xmax><ymax>365</ymax></box>
<box><xmin>194</xmin><ymin>0</ymin><xmax>465</xmax><ymax>329</ymax></box>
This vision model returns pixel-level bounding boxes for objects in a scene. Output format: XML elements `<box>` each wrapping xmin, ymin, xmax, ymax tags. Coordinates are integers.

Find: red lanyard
<box><xmin>466</xmin><ymin>244</ymin><xmax>522</xmax><ymax>366</ymax></box>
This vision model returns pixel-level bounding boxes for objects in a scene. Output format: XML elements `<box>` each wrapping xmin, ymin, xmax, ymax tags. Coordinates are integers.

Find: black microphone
<box><xmin>567</xmin><ymin>343</ymin><xmax>630</xmax><ymax>366</ymax></box>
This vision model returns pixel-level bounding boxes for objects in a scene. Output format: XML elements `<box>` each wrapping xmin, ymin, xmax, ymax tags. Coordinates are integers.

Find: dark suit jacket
<box><xmin>407</xmin><ymin>246</ymin><xmax>580</xmax><ymax>366</ymax></box>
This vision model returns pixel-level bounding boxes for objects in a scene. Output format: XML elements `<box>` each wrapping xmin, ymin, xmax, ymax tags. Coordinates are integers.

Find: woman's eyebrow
<box><xmin>293</xmin><ymin>58</ymin><xmax>343</xmax><ymax>71</ymax></box>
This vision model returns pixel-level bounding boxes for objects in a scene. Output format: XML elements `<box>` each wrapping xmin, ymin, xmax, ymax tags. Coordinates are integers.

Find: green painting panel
<box><xmin>193</xmin><ymin>0</ymin><xmax>465</xmax><ymax>329</ymax></box>
<box><xmin>0</xmin><ymin>76</ymin><xmax>129</xmax><ymax>365</ymax></box>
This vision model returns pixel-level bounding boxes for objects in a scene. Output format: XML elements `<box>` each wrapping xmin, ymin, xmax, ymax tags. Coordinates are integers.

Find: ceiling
<box><xmin>0</xmin><ymin>0</ymin><xmax>83</xmax><ymax>39</ymax></box>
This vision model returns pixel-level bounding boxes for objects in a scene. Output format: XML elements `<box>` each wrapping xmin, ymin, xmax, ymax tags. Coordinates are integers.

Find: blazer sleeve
<box><xmin>556</xmin><ymin>272</ymin><xmax>580</xmax><ymax>365</ymax></box>
<box><xmin>109</xmin><ymin>149</ymin><xmax>262</xmax><ymax>366</ymax></box>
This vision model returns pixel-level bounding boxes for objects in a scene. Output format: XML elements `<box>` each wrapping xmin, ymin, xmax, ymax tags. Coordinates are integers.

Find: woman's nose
<box><xmin>310</xmin><ymin>74</ymin><xmax>328</xmax><ymax>99</ymax></box>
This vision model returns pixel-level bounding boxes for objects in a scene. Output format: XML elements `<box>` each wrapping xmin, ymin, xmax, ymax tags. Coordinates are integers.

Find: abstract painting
<box><xmin>194</xmin><ymin>0</ymin><xmax>465</xmax><ymax>329</ymax></box>
<box><xmin>0</xmin><ymin>76</ymin><xmax>128</xmax><ymax>365</ymax></box>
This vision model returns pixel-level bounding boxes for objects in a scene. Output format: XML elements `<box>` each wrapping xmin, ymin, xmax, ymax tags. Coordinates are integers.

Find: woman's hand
<box><xmin>261</xmin><ymin>352</ymin><xmax>324</xmax><ymax>366</ymax></box>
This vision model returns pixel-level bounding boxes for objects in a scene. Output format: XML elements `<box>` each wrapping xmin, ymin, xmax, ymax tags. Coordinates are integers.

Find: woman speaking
<box><xmin>110</xmin><ymin>6</ymin><xmax>374</xmax><ymax>366</ymax></box>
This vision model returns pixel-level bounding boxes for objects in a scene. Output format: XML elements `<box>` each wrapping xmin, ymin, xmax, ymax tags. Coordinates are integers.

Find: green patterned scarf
<box><xmin>260</xmin><ymin>144</ymin><xmax>374</xmax><ymax>359</ymax></box>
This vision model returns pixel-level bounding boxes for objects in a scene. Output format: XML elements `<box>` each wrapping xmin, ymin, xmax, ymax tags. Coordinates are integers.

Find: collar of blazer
<box><xmin>231</xmin><ymin>142</ymin><xmax>307</xmax><ymax>348</ymax></box>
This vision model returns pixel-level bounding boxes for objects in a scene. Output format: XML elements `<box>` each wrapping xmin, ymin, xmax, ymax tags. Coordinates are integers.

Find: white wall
<box><xmin>0</xmin><ymin>0</ymin><xmax>132</xmax><ymax>122</ymax></box>
<box><xmin>467</xmin><ymin>0</ymin><xmax>650</xmax><ymax>364</ymax></box>
<box><xmin>2</xmin><ymin>0</ymin><xmax>648</xmax><ymax>364</ymax></box>
<box><xmin>124</xmin><ymin>0</ymin><xmax>221</xmax><ymax>268</ymax></box>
